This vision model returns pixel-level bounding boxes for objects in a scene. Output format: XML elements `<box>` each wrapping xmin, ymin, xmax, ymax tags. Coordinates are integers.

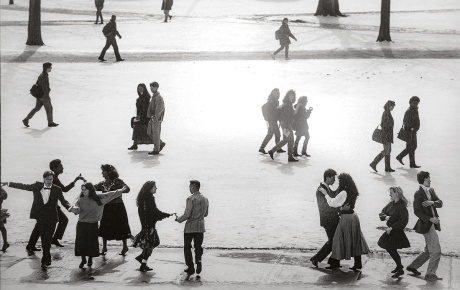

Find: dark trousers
<box><xmin>24</xmin><ymin>96</ymin><xmax>53</xmax><ymax>123</ymax></box>
<box><xmin>397</xmin><ymin>134</ymin><xmax>417</xmax><ymax>166</ymax></box>
<box><xmin>260</xmin><ymin>120</ymin><xmax>280</xmax><ymax>149</ymax></box>
<box><xmin>96</xmin><ymin>7</ymin><xmax>103</xmax><ymax>23</ymax></box>
<box><xmin>37</xmin><ymin>220</ymin><xmax>57</xmax><ymax>265</ymax></box>
<box><xmin>27</xmin><ymin>207</ymin><xmax>68</xmax><ymax>247</ymax></box>
<box><xmin>271</xmin><ymin>129</ymin><xmax>294</xmax><ymax>156</ymax></box>
<box><xmin>313</xmin><ymin>224</ymin><xmax>340</xmax><ymax>266</ymax></box>
<box><xmin>99</xmin><ymin>37</ymin><xmax>122</xmax><ymax>60</ymax></box>
<box><xmin>274</xmin><ymin>44</ymin><xmax>289</xmax><ymax>58</ymax></box>
<box><xmin>184</xmin><ymin>233</ymin><xmax>204</xmax><ymax>269</ymax></box>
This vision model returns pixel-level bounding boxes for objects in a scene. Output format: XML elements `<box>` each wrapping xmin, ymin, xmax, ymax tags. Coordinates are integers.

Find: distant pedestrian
<box><xmin>259</xmin><ymin>88</ymin><xmax>284</xmax><ymax>154</ymax></box>
<box><xmin>69</xmin><ymin>183</ymin><xmax>128</xmax><ymax>269</ymax></box>
<box><xmin>94</xmin><ymin>0</ymin><xmax>104</xmax><ymax>24</ymax></box>
<box><xmin>292</xmin><ymin>96</ymin><xmax>312</xmax><ymax>157</ymax></box>
<box><xmin>0</xmin><ymin>187</ymin><xmax>10</xmax><ymax>252</ymax></box>
<box><xmin>147</xmin><ymin>82</ymin><xmax>166</xmax><ymax>155</ymax></box>
<box><xmin>271</xmin><ymin>18</ymin><xmax>297</xmax><ymax>61</ymax></box>
<box><xmin>22</xmin><ymin>62</ymin><xmax>59</xmax><ymax>128</ymax></box>
<box><xmin>378</xmin><ymin>186</ymin><xmax>410</xmax><ymax>278</ymax></box>
<box><xmin>320</xmin><ymin>173</ymin><xmax>369</xmax><ymax>270</ymax></box>
<box><xmin>94</xmin><ymin>164</ymin><xmax>131</xmax><ymax>255</ymax></box>
<box><xmin>370</xmin><ymin>100</ymin><xmax>395</xmax><ymax>172</ymax></box>
<box><xmin>406</xmin><ymin>171</ymin><xmax>443</xmax><ymax>281</ymax></box>
<box><xmin>161</xmin><ymin>0</ymin><xmax>173</xmax><ymax>22</ymax></box>
<box><xmin>176</xmin><ymin>180</ymin><xmax>209</xmax><ymax>275</ymax></box>
<box><xmin>396</xmin><ymin>96</ymin><xmax>420</xmax><ymax>168</ymax></box>
<box><xmin>99</xmin><ymin>15</ymin><xmax>125</xmax><ymax>62</ymax></box>
<box><xmin>268</xmin><ymin>90</ymin><xmax>298</xmax><ymax>162</ymax></box>
<box><xmin>132</xmin><ymin>181</ymin><xmax>174</xmax><ymax>272</ymax></box>
<box><xmin>1</xmin><ymin>171</ymin><xmax>71</xmax><ymax>270</ymax></box>
<box><xmin>128</xmin><ymin>84</ymin><xmax>154</xmax><ymax>150</ymax></box>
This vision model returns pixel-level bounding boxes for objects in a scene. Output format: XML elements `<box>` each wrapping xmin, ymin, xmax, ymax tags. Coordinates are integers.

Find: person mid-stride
<box><xmin>271</xmin><ymin>18</ymin><xmax>297</xmax><ymax>61</ymax></box>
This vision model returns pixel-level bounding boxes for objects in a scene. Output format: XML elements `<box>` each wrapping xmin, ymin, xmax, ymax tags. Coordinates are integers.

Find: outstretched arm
<box><xmin>2</xmin><ymin>182</ymin><xmax>35</xmax><ymax>192</ymax></box>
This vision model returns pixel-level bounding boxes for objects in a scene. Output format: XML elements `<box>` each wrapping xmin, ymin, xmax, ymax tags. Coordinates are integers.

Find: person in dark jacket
<box><xmin>370</xmin><ymin>100</ymin><xmax>395</xmax><ymax>172</ymax></box>
<box><xmin>259</xmin><ymin>88</ymin><xmax>285</xmax><ymax>154</ymax></box>
<box><xmin>22</xmin><ymin>62</ymin><xmax>59</xmax><ymax>128</ymax></box>
<box><xmin>396</xmin><ymin>96</ymin><xmax>420</xmax><ymax>168</ymax></box>
<box><xmin>271</xmin><ymin>18</ymin><xmax>297</xmax><ymax>60</ymax></box>
<box><xmin>161</xmin><ymin>0</ymin><xmax>173</xmax><ymax>22</ymax></box>
<box><xmin>98</xmin><ymin>15</ymin><xmax>124</xmax><ymax>62</ymax></box>
<box><xmin>132</xmin><ymin>181</ymin><xmax>173</xmax><ymax>272</ymax></box>
<box><xmin>406</xmin><ymin>171</ymin><xmax>443</xmax><ymax>282</ymax></box>
<box><xmin>0</xmin><ymin>187</ymin><xmax>10</xmax><ymax>252</ymax></box>
<box><xmin>128</xmin><ymin>84</ymin><xmax>154</xmax><ymax>150</ymax></box>
<box><xmin>292</xmin><ymin>96</ymin><xmax>312</xmax><ymax>157</ymax></box>
<box><xmin>94</xmin><ymin>0</ymin><xmax>104</xmax><ymax>24</ymax></box>
<box><xmin>1</xmin><ymin>171</ymin><xmax>71</xmax><ymax>270</ymax></box>
<box><xmin>268</xmin><ymin>90</ymin><xmax>298</xmax><ymax>162</ymax></box>
<box><xmin>378</xmin><ymin>186</ymin><xmax>410</xmax><ymax>278</ymax></box>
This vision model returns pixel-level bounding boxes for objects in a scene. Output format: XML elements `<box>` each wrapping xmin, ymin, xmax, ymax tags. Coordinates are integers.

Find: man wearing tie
<box><xmin>1</xmin><ymin>171</ymin><xmax>71</xmax><ymax>269</ymax></box>
<box><xmin>406</xmin><ymin>171</ymin><xmax>443</xmax><ymax>281</ymax></box>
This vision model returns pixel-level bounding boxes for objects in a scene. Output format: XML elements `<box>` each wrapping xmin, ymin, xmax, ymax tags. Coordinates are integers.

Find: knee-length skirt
<box><xmin>75</xmin><ymin>221</ymin><xmax>100</xmax><ymax>257</ymax></box>
<box><xmin>331</xmin><ymin>213</ymin><xmax>370</xmax><ymax>260</ymax></box>
<box><xmin>99</xmin><ymin>202</ymin><xmax>131</xmax><ymax>240</ymax></box>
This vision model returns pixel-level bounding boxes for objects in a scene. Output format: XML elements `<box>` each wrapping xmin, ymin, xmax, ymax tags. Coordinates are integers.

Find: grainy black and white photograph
<box><xmin>1</xmin><ymin>0</ymin><xmax>459</xmax><ymax>289</ymax></box>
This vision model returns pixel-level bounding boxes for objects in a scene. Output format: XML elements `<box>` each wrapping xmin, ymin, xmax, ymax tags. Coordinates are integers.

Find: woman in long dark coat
<box><xmin>94</xmin><ymin>164</ymin><xmax>131</xmax><ymax>255</ymax></box>
<box><xmin>259</xmin><ymin>88</ymin><xmax>282</xmax><ymax>154</ymax></box>
<box><xmin>370</xmin><ymin>100</ymin><xmax>395</xmax><ymax>172</ymax></box>
<box><xmin>292</xmin><ymin>96</ymin><xmax>312</xmax><ymax>157</ymax></box>
<box><xmin>132</xmin><ymin>181</ymin><xmax>173</xmax><ymax>271</ymax></box>
<box><xmin>378</xmin><ymin>186</ymin><xmax>410</xmax><ymax>278</ymax></box>
<box><xmin>271</xmin><ymin>18</ymin><xmax>297</xmax><ymax>60</ymax></box>
<box><xmin>128</xmin><ymin>84</ymin><xmax>153</xmax><ymax>150</ymax></box>
<box><xmin>161</xmin><ymin>0</ymin><xmax>173</xmax><ymax>22</ymax></box>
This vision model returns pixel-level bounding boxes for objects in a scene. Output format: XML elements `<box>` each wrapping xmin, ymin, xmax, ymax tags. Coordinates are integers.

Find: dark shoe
<box><xmin>391</xmin><ymin>266</ymin><xmax>401</xmax><ymax>273</ymax></box>
<box><xmin>425</xmin><ymin>274</ymin><xmax>442</xmax><ymax>281</ymax></box>
<box><xmin>396</xmin><ymin>156</ymin><xmax>404</xmax><ymax>165</ymax></box>
<box><xmin>100</xmin><ymin>22</ymin><xmax>104</xmax><ymax>24</ymax></box>
<box><xmin>169</xmin><ymin>15</ymin><xmax>172</xmax><ymax>20</ymax></box>
<box><xmin>119</xmin><ymin>247</ymin><xmax>128</xmax><ymax>256</ymax></box>
<box><xmin>259</xmin><ymin>148</ymin><xmax>267</xmax><ymax>154</ymax></box>
<box><xmin>391</xmin><ymin>268</ymin><xmax>404</xmax><ymax>278</ymax></box>
<box><xmin>159</xmin><ymin>142</ymin><xmax>166</xmax><ymax>152</ymax></box>
<box><xmin>140</xmin><ymin>263</ymin><xmax>153</xmax><ymax>272</ymax></box>
<box><xmin>100</xmin><ymin>247</ymin><xmax>107</xmax><ymax>255</ymax></box>
<box><xmin>370</xmin><ymin>163</ymin><xmax>378</xmax><ymax>172</ymax></box>
<box><xmin>1</xmin><ymin>243</ymin><xmax>10</xmax><ymax>252</ymax></box>
<box><xmin>268</xmin><ymin>150</ymin><xmax>274</xmax><ymax>160</ymax></box>
<box><xmin>79</xmin><ymin>261</ymin><xmax>86</xmax><ymax>269</ymax></box>
<box><xmin>87</xmin><ymin>259</ymin><xmax>93</xmax><ymax>267</ymax></box>
<box><xmin>288</xmin><ymin>156</ymin><xmax>299</xmax><ymax>162</ymax></box>
<box><xmin>98</xmin><ymin>58</ymin><xmax>107</xmax><ymax>62</ymax></box>
<box><xmin>301</xmin><ymin>151</ymin><xmax>310</xmax><ymax>157</ymax></box>
<box><xmin>325</xmin><ymin>265</ymin><xmax>341</xmax><ymax>270</ymax></box>
<box><xmin>94</xmin><ymin>22</ymin><xmax>98</xmax><ymax>24</ymax></box>
<box><xmin>52</xmin><ymin>238</ymin><xmax>64</xmax><ymax>247</ymax></box>
<box><xmin>135</xmin><ymin>255</ymin><xmax>143</xmax><ymax>264</ymax></box>
<box><xmin>196</xmin><ymin>262</ymin><xmax>202</xmax><ymax>274</ymax></box>
<box><xmin>410</xmin><ymin>164</ymin><xmax>421</xmax><ymax>168</ymax></box>
<box><xmin>41</xmin><ymin>264</ymin><xmax>48</xmax><ymax>270</ymax></box>
<box><xmin>385</xmin><ymin>168</ymin><xmax>395</xmax><ymax>172</ymax></box>
<box><xmin>22</xmin><ymin>119</ymin><xmax>29</xmax><ymax>127</ymax></box>
<box><xmin>48</xmin><ymin>122</ymin><xmax>59</xmax><ymax>127</ymax></box>
<box><xmin>184</xmin><ymin>267</ymin><xmax>195</xmax><ymax>275</ymax></box>
<box><xmin>276</xmin><ymin>149</ymin><xmax>286</xmax><ymax>153</ymax></box>
<box><xmin>128</xmin><ymin>144</ymin><xmax>138</xmax><ymax>150</ymax></box>
<box><xmin>350</xmin><ymin>265</ymin><xmax>362</xmax><ymax>271</ymax></box>
<box><xmin>406</xmin><ymin>266</ymin><xmax>421</xmax><ymax>276</ymax></box>
<box><xmin>148</xmin><ymin>151</ymin><xmax>159</xmax><ymax>155</ymax></box>
<box><xmin>26</xmin><ymin>245</ymin><xmax>41</xmax><ymax>252</ymax></box>
<box><xmin>293</xmin><ymin>146</ymin><xmax>300</xmax><ymax>157</ymax></box>
<box><xmin>116</xmin><ymin>58</ymin><xmax>125</xmax><ymax>62</ymax></box>
<box><xmin>310</xmin><ymin>257</ymin><xmax>318</xmax><ymax>268</ymax></box>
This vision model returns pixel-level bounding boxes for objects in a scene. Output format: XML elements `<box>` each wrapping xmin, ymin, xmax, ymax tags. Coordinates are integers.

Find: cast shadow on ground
<box><xmin>405</xmin><ymin>273</ymin><xmax>446</xmax><ymax>289</ymax></box>
<box><xmin>129</xmin><ymin>151</ymin><xmax>161</xmax><ymax>168</ymax></box>
<box><xmin>372</xmin><ymin>172</ymin><xmax>397</xmax><ymax>187</ymax></box>
<box><xmin>260</xmin><ymin>156</ymin><xmax>310</xmax><ymax>175</ymax></box>
<box><xmin>125</xmin><ymin>270</ymin><xmax>156</xmax><ymax>284</ymax></box>
<box><xmin>377</xmin><ymin>42</ymin><xmax>395</xmax><ymax>58</ymax></box>
<box><xmin>68</xmin><ymin>267</ymin><xmax>96</xmax><ymax>282</ymax></box>
<box><xmin>314</xmin><ymin>267</ymin><xmax>361</xmax><ymax>286</ymax></box>
<box><xmin>24</xmin><ymin>127</ymin><xmax>52</xmax><ymax>138</ymax></box>
<box><xmin>378</xmin><ymin>277</ymin><xmax>410</xmax><ymax>289</ymax></box>
<box><xmin>90</xmin><ymin>255</ymin><xmax>128</xmax><ymax>277</ymax></box>
<box><xmin>19</xmin><ymin>257</ymin><xmax>49</xmax><ymax>283</ymax></box>
<box><xmin>398</xmin><ymin>168</ymin><xmax>419</xmax><ymax>183</ymax></box>
<box><xmin>8</xmin><ymin>46</ymin><xmax>41</xmax><ymax>63</ymax></box>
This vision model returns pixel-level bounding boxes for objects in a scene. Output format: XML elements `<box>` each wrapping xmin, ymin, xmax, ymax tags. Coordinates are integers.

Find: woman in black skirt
<box><xmin>69</xmin><ymin>183</ymin><xmax>128</xmax><ymax>268</ymax></box>
<box><xmin>94</xmin><ymin>164</ymin><xmax>131</xmax><ymax>255</ymax></box>
<box><xmin>128</xmin><ymin>84</ymin><xmax>153</xmax><ymax>150</ymax></box>
<box><xmin>132</xmin><ymin>181</ymin><xmax>173</xmax><ymax>271</ymax></box>
<box><xmin>378</xmin><ymin>186</ymin><xmax>410</xmax><ymax>278</ymax></box>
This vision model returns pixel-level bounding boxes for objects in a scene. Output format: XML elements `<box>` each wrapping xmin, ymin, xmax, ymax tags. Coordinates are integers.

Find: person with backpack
<box><xmin>292</xmin><ymin>96</ymin><xmax>312</xmax><ymax>157</ymax></box>
<box><xmin>268</xmin><ymin>90</ymin><xmax>298</xmax><ymax>162</ymax></box>
<box><xmin>98</xmin><ymin>15</ymin><xmax>124</xmax><ymax>62</ymax></box>
<box><xmin>271</xmin><ymin>18</ymin><xmax>297</xmax><ymax>61</ymax></box>
<box><xmin>94</xmin><ymin>0</ymin><xmax>104</xmax><ymax>24</ymax></box>
<box><xmin>259</xmin><ymin>88</ymin><xmax>285</xmax><ymax>154</ymax></box>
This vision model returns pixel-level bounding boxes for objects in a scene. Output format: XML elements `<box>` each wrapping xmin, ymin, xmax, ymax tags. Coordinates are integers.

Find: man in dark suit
<box><xmin>1</xmin><ymin>171</ymin><xmax>71</xmax><ymax>269</ymax></box>
<box><xmin>98</xmin><ymin>15</ymin><xmax>124</xmax><ymax>62</ymax></box>
<box><xmin>406</xmin><ymin>171</ymin><xmax>443</xmax><ymax>281</ymax></box>
<box><xmin>310</xmin><ymin>169</ymin><xmax>341</xmax><ymax>269</ymax></box>
<box><xmin>396</xmin><ymin>96</ymin><xmax>420</xmax><ymax>168</ymax></box>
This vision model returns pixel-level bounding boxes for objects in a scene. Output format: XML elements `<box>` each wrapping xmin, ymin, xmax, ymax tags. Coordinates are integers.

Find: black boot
<box><xmin>369</xmin><ymin>153</ymin><xmax>384</xmax><ymax>172</ymax></box>
<box><xmin>288</xmin><ymin>155</ymin><xmax>299</xmax><ymax>162</ymax></box>
<box><xmin>293</xmin><ymin>144</ymin><xmax>300</xmax><ymax>157</ymax></box>
<box><xmin>385</xmin><ymin>155</ymin><xmax>395</xmax><ymax>172</ymax></box>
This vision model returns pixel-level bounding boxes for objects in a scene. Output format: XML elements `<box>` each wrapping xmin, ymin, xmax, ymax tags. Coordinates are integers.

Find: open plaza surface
<box><xmin>1</xmin><ymin>0</ymin><xmax>460</xmax><ymax>289</ymax></box>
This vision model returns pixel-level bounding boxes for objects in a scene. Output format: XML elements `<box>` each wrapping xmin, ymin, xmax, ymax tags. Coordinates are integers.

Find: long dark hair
<box><xmin>267</xmin><ymin>88</ymin><xmax>280</xmax><ymax>102</ymax></box>
<box><xmin>336</xmin><ymin>173</ymin><xmax>359</xmax><ymax>208</ymax></box>
<box><xmin>80</xmin><ymin>183</ymin><xmax>102</xmax><ymax>206</ymax></box>
<box><xmin>383</xmin><ymin>100</ymin><xmax>395</xmax><ymax>111</ymax></box>
<box><xmin>137</xmin><ymin>83</ymin><xmax>151</xmax><ymax>99</ymax></box>
<box><xmin>101</xmin><ymin>164</ymin><xmax>119</xmax><ymax>180</ymax></box>
<box><xmin>136</xmin><ymin>181</ymin><xmax>156</xmax><ymax>207</ymax></box>
<box><xmin>282</xmin><ymin>89</ymin><xmax>296</xmax><ymax>105</ymax></box>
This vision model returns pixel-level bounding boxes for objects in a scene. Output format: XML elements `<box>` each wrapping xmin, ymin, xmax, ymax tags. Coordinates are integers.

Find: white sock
<box><xmin>142</xmin><ymin>259</ymin><xmax>147</xmax><ymax>263</ymax></box>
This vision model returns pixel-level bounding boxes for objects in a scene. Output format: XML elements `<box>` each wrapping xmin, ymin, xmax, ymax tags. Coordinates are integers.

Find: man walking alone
<box><xmin>98</xmin><ymin>15</ymin><xmax>124</xmax><ymax>62</ymax></box>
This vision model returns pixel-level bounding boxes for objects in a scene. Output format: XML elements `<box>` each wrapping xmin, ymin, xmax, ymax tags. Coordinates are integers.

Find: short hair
<box><xmin>101</xmin><ymin>164</ymin><xmax>120</xmax><ymax>179</ymax></box>
<box><xmin>323</xmin><ymin>169</ymin><xmax>337</xmax><ymax>182</ymax></box>
<box><xmin>417</xmin><ymin>171</ymin><xmax>430</xmax><ymax>185</ymax></box>
<box><xmin>190</xmin><ymin>180</ymin><xmax>200</xmax><ymax>190</ymax></box>
<box><xmin>384</xmin><ymin>100</ymin><xmax>395</xmax><ymax>110</ymax></box>
<box><xmin>43</xmin><ymin>170</ymin><xmax>55</xmax><ymax>179</ymax></box>
<box><xmin>150</xmin><ymin>81</ymin><xmax>159</xmax><ymax>88</ymax></box>
<box><xmin>282</xmin><ymin>18</ymin><xmax>288</xmax><ymax>23</ymax></box>
<box><xmin>409</xmin><ymin>96</ymin><xmax>420</xmax><ymax>104</ymax></box>
<box><xmin>49</xmin><ymin>159</ymin><xmax>61</xmax><ymax>170</ymax></box>
<box><xmin>43</xmin><ymin>62</ymin><xmax>52</xmax><ymax>71</ymax></box>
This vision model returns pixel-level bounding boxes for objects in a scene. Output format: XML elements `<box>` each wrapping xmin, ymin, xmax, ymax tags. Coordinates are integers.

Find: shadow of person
<box><xmin>378</xmin><ymin>277</ymin><xmax>410</xmax><ymax>289</ymax></box>
<box><xmin>399</xmin><ymin>168</ymin><xmax>419</xmax><ymax>183</ymax></box>
<box><xmin>372</xmin><ymin>172</ymin><xmax>396</xmax><ymax>186</ymax></box>
<box><xmin>129</xmin><ymin>151</ymin><xmax>161</xmax><ymax>168</ymax></box>
<box><xmin>8</xmin><ymin>45</ymin><xmax>41</xmax><ymax>63</ymax></box>
<box><xmin>125</xmin><ymin>271</ymin><xmax>156</xmax><ymax>284</ymax></box>
<box><xmin>314</xmin><ymin>267</ymin><xmax>361</xmax><ymax>286</ymax></box>
<box><xmin>24</xmin><ymin>127</ymin><xmax>51</xmax><ymax>138</ymax></box>
<box><xmin>377</xmin><ymin>42</ymin><xmax>395</xmax><ymax>58</ymax></box>
<box><xmin>68</xmin><ymin>267</ymin><xmax>96</xmax><ymax>282</ymax></box>
<box><xmin>90</xmin><ymin>255</ymin><xmax>127</xmax><ymax>277</ymax></box>
<box><xmin>19</xmin><ymin>258</ymin><xmax>50</xmax><ymax>283</ymax></box>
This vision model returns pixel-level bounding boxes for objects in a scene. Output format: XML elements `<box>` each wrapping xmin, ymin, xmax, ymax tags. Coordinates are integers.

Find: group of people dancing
<box><xmin>311</xmin><ymin>169</ymin><xmax>443</xmax><ymax>281</ymax></box>
<box><xmin>0</xmin><ymin>162</ymin><xmax>209</xmax><ymax>275</ymax></box>
<box><xmin>260</xmin><ymin>88</ymin><xmax>312</xmax><ymax>162</ymax></box>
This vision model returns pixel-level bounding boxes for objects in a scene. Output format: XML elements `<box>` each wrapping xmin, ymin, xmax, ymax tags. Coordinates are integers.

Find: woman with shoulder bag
<box><xmin>370</xmin><ymin>100</ymin><xmax>395</xmax><ymax>172</ymax></box>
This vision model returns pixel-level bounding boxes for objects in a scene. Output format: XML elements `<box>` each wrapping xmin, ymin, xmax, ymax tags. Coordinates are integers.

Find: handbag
<box><xmin>372</xmin><ymin>125</ymin><xmax>384</xmax><ymax>144</ymax></box>
<box><xmin>30</xmin><ymin>83</ymin><xmax>43</xmax><ymax>99</ymax></box>
<box><xmin>397</xmin><ymin>126</ymin><xmax>412</xmax><ymax>142</ymax></box>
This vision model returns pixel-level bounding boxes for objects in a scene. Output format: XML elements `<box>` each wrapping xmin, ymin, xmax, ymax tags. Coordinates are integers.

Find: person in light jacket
<box><xmin>147</xmin><ymin>82</ymin><xmax>166</xmax><ymax>155</ymax></box>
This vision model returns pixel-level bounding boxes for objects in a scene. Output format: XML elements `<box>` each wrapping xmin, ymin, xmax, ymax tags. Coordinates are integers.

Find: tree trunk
<box><xmin>377</xmin><ymin>0</ymin><xmax>392</xmax><ymax>42</ymax></box>
<box><xmin>26</xmin><ymin>0</ymin><xmax>44</xmax><ymax>46</ymax></box>
<box><xmin>314</xmin><ymin>0</ymin><xmax>343</xmax><ymax>16</ymax></box>
<box><xmin>9</xmin><ymin>0</ymin><xmax>14</xmax><ymax>4</ymax></box>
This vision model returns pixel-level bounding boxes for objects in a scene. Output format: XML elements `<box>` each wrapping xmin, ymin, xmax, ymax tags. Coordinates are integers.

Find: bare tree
<box><xmin>314</xmin><ymin>0</ymin><xmax>346</xmax><ymax>17</ymax></box>
<box><xmin>26</xmin><ymin>0</ymin><xmax>44</xmax><ymax>45</ymax></box>
<box><xmin>377</xmin><ymin>0</ymin><xmax>392</xmax><ymax>42</ymax></box>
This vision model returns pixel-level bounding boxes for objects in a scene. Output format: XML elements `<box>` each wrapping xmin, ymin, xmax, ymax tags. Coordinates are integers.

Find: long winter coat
<box><xmin>279</xmin><ymin>103</ymin><xmax>295</xmax><ymax>130</ymax></box>
<box><xmin>278</xmin><ymin>23</ymin><xmax>295</xmax><ymax>46</ymax></box>
<box><xmin>403</xmin><ymin>107</ymin><xmax>420</xmax><ymax>132</ymax></box>
<box><xmin>381</xmin><ymin>109</ymin><xmax>394</xmax><ymax>143</ymax></box>
<box><xmin>293</xmin><ymin>104</ymin><xmax>311</xmax><ymax>135</ymax></box>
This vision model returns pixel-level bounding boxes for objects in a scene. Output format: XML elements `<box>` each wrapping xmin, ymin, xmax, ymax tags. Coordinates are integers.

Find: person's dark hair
<box><xmin>282</xmin><ymin>18</ymin><xmax>288</xmax><ymax>23</ymax></box>
<box><xmin>137</xmin><ymin>83</ymin><xmax>151</xmax><ymax>99</ymax></box>
<box><xmin>384</xmin><ymin>100</ymin><xmax>395</xmax><ymax>111</ymax></box>
<box><xmin>409</xmin><ymin>96</ymin><xmax>420</xmax><ymax>104</ymax></box>
<box><xmin>267</xmin><ymin>88</ymin><xmax>280</xmax><ymax>102</ymax></box>
<box><xmin>417</xmin><ymin>171</ymin><xmax>430</xmax><ymax>185</ymax></box>
<box><xmin>150</xmin><ymin>81</ymin><xmax>159</xmax><ymax>88</ymax></box>
<box><xmin>323</xmin><ymin>169</ymin><xmax>337</xmax><ymax>182</ymax></box>
<box><xmin>81</xmin><ymin>183</ymin><xmax>102</xmax><ymax>206</ymax></box>
<box><xmin>190</xmin><ymin>180</ymin><xmax>201</xmax><ymax>191</ymax></box>
<box><xmin>282</xmin><ymin>90</ymin><xmax>296</xmax><ymax>104</ymax></box>
<box><xmin>136</xmin><ymin>181</ymin><xmax>156</xmax><ymax>207</ymax></box>
<box><xmin>49</xmin><ymin>159</ymin><xmax>61</xmax><ymax>170</ymax></box>
<box><xmin>43</xmin><ymin>62</ymin><xmax>52</xmax><ymax>71</ymax></box>
<box><xmin>101</xmin><ymin>164</ymin><xmax>119</xmax><ymax>179</ymax></box>
<box><xmin>297</xmin><ymin>96</ymin><xmax>308</xmax><ymax>106</ymax></box>
<box><xmin>111</xmin><ymin>15</ymin><xmax>116</xmax><ymax>21</ymax></box>
<box><xmin>43</xmin><ymin>170</ymin><xmax>55</xmax><ymax>179</ymax></box>
<box><xmin>337</xmin><ymin>173</ymin><xmax>359</xmax><ymax>208</ymax></box>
